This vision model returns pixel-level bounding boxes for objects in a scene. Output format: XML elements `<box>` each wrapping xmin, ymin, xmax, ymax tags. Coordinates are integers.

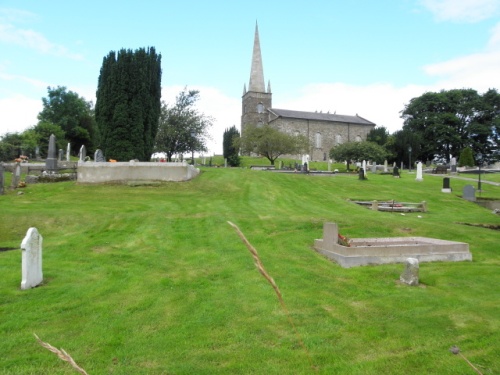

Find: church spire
<box><xmin>248</xmin><ymin>22</ymin><xmax>265</xmax><ymax>93</ymax></box>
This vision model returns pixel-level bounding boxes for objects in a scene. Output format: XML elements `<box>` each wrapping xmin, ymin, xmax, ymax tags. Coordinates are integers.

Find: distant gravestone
<box><xmin>20</xmin><ymin>227</ymin><xmax>43</xmax><ymax>290</ymax></box>
<box><xmin>371</xmin><ymin>164</ymin><xmax>377</xmax><ymax>173</ymax></box>
<box><xmin>78</xmin><ymin>145</ymin><xmax>87</xmax><ymax>161</ymax></box>
<box><xmin>393</xmin><ymin>166</ymin><xmax>400</xmax><ymax>178</ymax></box>
<box><xmin>58</xmin><ymin>149</ymin><xmax>63</xmax><ymax>161</ymax></box>
<box><xmin>362</xmin><ymin>160</ymin><xmax>367</xmax><ymax>178</ymax></box>
<box><xmin>450</xmin><ymin>157</ymin><xmax>457</xmax><ymax>173</ymax></box>
<box><xmin>463</xmin><ymin>185</ymin><xmax>476</xmax><ymax>202</ymax></box>
<box><xmin>11</xmin><ymin>162</ymin><xmax>21</xmax><ymax>189</ymax></box>
<box><xmin>358</xmin><ymin>168</ymin><xmax>366</xmax><ymax>180</ymax></box>
<box><xmin>400</xmin><ymin>258</ymin><xmax>419</xmax><ymax>286</ymax></box>
<box><xmin>0</xmin><ymin>163</ymin><xmax>4</xmax><ymax>195</ymax></box>
<box><xmin>45</xmin><ymin>134</ymin><xmax>58</xmax><ymax>171</ymax></box>
<box><xmin>384</xmin><ymin>160</ymin><xmax>388</xmax><ymax>173</ymax></box>
<box><xmin>94</xmin><ymin>149</ymin><xmax>105</xmax><ymax>162</ymax></box>
<box><xmin>442</xmin><ymin>177</ymin><xmax>452</xmax><ymax>193</ymax></box>
<box><xmin>415</xmin><ymin>162</ymin><xmax>423</xmax><ymax>181</ymax></box>
<box><xmin>35</xmin><ymin>146</ymin><xmax>41</xmax><ymax>161</ymax></box>
<box><xmin>66</xmin><ymin>143</ymin><xmax>71</xmax><ymax>161</ymax></box>
<box><xmin>426</xmin><ymin>159</ymin><xmax>431</xmax><ymax>167</ymax></box>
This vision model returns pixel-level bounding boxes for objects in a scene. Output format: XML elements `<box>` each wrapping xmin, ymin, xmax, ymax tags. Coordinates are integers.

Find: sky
<box><xmin>1</xmin><ymin>0</ymin><xmax>500</xmax><ymax>155</ymax></box>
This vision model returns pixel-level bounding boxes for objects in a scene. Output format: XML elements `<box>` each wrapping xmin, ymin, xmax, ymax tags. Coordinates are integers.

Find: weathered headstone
<box><xmin>0</xmin><ymin>163</ymin><xmax>4</xmax><ymax>195</ymax></box>
<box><xmin>66</xmin><ymin>143</ymin><xmax>71</xmax><ymax>161</ymax></box>
<box><xmin>78</xmin><ymin>145</ymin><xmax>87</xmax><ymax>161</ymax></box>
<box><xmin>426</xmin><ymin>159</ymin><xmax>431</xmax><ymax>167</ymax></box>
<box><xmin>384</xmin><ymin>160</ymin><xmax>388</xmax><ymax>173</ymax></box>
<box><xmin>94</xmin><ymin>149</ymin><xmax>105</xmax><ymax>162</ymax></box>
<box><xmin>11</xmin><ymin>162</ymin><xmax>21</xmax><ymax>189</ymax></box>
<box><xmin>371</xmin><ymin>163</ymin><xmax>377</xmax><ymax>173</ymax></box>
<box><xmin>362</xmin><ymin>160</ymin><xmax>367</xmax><ymax>178</ymax></box>
<box><xmin>463</xmin><ymin>185</ymin><xmax>476</xmax><ymax>202</ymax></box>
<box><xmin>442</xmin><ymin>177</ymin><xmax>452</xmax><ymax>193</ymax></box>
<box><xmin>328</xmin><ymin>159</ymin><xmax>332</xmax><ymax>172</ymax></box>
<box><xmin>35</xmin><ymin>146</ymin><xmax>41</xmax><ymax>161</ymax></box>
<box><xmin>45</xmin><ymin>134</ymin><xmax>58</xmax><ymax>171</ymax></box>
<box><xmin>393</xmin><ymin>166</ymin><xmax>400</xmax><ymax>178</ymax></box>
<box><xmin>21</xmin><ymin>227</ymin><xmax>43</xmax><ymax>290</ymax></box>
<box><xmin>415</xmin><ymin>162</ymin><xmax>423</xmax><ymax>181</ymax></box>
<box><xmin>400</xmin><ymin>258</ymin><xmax>419</xmax><ymax>286</ymax></box>
<box><xmin>58</xmin><ymin>149</ymin><xmax>63</xmax><ymax>161</ymax></box>
<box><xmin>450</xmin><ymin>157</ymin><xmax>457</xmax><ymax>173</ymax></box>
<box><xmin>358</xmin><ymin>168</ymin><xmax>366</xmax><ymax>180</ymax></box>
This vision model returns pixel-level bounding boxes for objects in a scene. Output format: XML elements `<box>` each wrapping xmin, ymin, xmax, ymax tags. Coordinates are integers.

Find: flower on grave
<box><xmin>338</xmin><ymin>233</ymin><xmax>351</xmax><ymax>247</ymax></box>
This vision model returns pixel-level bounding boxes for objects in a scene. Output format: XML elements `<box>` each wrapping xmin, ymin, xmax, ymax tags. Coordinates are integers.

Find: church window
<box><xmin>315</xmin><ymin>132</ymin><xmax>322</xmax><ymax>148</ymax></box>
<box><xmin>257</xmin><ymin>102</ymin><xmax>264</xmax><ymax>113</ymax></box>
<box><xmin>355</xmin><ymin>135</ymin><xmax>362</xmax><ymax>142</ymax></box>
<box><xmin>257</xmin><ymin>120</ymin><xmax>263</xmax><ymax>127</ymax></box>
<box><xmin>336</xmin><ymin>135</ymin><xmax>342</xmax><ymax>145</ymax></box>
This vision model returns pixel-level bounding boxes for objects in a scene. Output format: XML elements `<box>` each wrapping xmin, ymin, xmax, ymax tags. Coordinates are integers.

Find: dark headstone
<box><xmin>0</xmin><ymin>163</ymin><xmax>4</xmax><ymax>195</ymax></box>
<box><xmin>443</xmin><ymin>178</ymin><xmax>450</xmax><ymax>189</ymax></box>
<box><xmin>94</xmin><ymin>149</ymin><xmax>105</xmax><ymax>162</ymax></box>
<box><xmin>45</xmin><ymin>134</ymin><xmax>58</xmax><ymax>171</ymax></box>
<box><xmin>358</xmin><ymin>168</ymin><xmax>366</xmax><ymax>180</ymax></box>
<box><xmin>393</xmin><ymin>166</ymin><xmax>400</xmax><ymax>177</ymax></box>
<box><xmin>463</xmin><ymin>185</ymin><xmax>476</xmax><ymax>202</ymax></box>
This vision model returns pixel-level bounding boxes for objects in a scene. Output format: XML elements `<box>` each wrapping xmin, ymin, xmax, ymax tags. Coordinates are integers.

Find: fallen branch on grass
<box><xmin>34</xmin><ymin>334</ymin><xmax>89</xmax><ymax>375</ymax></box>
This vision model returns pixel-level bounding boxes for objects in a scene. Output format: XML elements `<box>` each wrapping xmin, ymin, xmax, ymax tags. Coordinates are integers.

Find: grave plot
<box><xmin>314</xmin><ymin>222</ymin><xmax>471</xmax><ymax>268</ymax></box>
<box><xmin>349</xmin><ymin>199</ymin><xmax>427</xmax><ymax>213</ymax></box>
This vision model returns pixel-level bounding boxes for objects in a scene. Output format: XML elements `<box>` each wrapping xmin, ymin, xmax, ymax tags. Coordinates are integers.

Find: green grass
<box><xmin>0</xmin><ymin>167</ymin><xmax>499</xmax><ymax>374</ymax></box>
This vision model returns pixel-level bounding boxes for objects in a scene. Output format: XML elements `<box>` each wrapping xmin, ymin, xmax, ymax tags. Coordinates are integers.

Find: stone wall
<box><xmin>77</xmin><ymin>161</ymin><xmax>199</xmax><ymax>184</ymax></box>
<box><xmin>272</xmin><ymin>118</ymin><xmax>375</xmax><ymax>161</ymax></box>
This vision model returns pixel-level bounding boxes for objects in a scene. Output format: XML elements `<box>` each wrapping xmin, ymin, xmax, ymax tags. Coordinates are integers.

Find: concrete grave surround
<box><xmin>77</xmin><ymin>160</ymin><xmax>200</xmax><ymax>184</ymax></box>
<box><xmin>400</xmin><ymin>258</ymin><xmax>419</xmax><ymax>286</ymax></box>
<box><xmin>21</xmin><ymin>227</ymin><xmax>43</xmax><ymax>290</ymax></box>
<box><xmin>314</xmin><ymin>222</ymin><xmax>472</xmax><ymax>268</ymax></box>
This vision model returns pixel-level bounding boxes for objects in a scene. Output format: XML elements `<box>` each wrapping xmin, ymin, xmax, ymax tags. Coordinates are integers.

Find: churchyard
<box><xmin>0</xmin><ymin>163</ymin><xmax>499</xmax><ymax>374</ymax></box>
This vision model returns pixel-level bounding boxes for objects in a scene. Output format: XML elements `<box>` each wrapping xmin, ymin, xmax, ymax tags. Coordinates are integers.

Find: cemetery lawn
<box><xmin>0</xmin><ymin>168</ymin><xmax>499</xmax><ymax>375</ymax></box>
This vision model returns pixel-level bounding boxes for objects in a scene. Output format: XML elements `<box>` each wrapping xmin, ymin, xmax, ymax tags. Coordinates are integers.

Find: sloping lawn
<box><xmin>1</xmin><ymin>168</ymin><xmax>499</xmax><ymax>374</ymax></box>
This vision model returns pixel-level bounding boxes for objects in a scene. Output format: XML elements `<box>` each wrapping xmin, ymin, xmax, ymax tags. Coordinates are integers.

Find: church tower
<box><xmin>241</xmin><ymin>23</ymin><xmax>272</xmax><ymax>134</ymax></box>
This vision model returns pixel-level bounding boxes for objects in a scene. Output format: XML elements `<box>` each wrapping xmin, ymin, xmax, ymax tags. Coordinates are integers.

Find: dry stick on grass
<box><xmin>449</xmin><ymin>346</ymin><xmax>483</xmax><ymax>375</ymax></box>
<box><xmin>227</xmin><ymin>221</ymin><xmax>317</xmax><ymax>372</ymax></box>
<box><xmin>34</xmin><ymin>334</ymin><xmax>89</xmax><ymax>375</ymax></box>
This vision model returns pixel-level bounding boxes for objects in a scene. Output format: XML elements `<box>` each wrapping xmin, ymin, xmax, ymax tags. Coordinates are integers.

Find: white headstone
<box><xmin>400</xmin><ymin>258</ymin><xmax>419</xmax><ymax>286</ymax></box>
<box><xmin>384</xmin><ymin>160</ymin><xmax>388</xmax><ymax>173</ymax></box>
<box><xmin>362</xmin><ymin>160</ymin><xmax>367</xmax><ymax>177</ymax></box>
<box><xmin>415</xmin><ymin>162</ymin><xmax>423</xmax><ymax>181</ymax></box>
<box><xmin>21</xmin><ymin>228</ymin><xmax>43</xmax><ymax>290</ymax></box>
<box><xmin>66</xmin><ymin>143</ymin><xmax>71</xmax><ymax>161</ymax></box>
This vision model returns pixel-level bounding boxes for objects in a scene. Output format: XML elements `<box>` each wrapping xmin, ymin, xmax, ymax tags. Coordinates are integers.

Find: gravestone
<box><xmin>362</xmin><ymin>160</ymin><xmax>367</xmax><ymax>178</ymax></box>
<box><xmin>442</xmin><ymin>177</ymin><xmax>452</xmax><ymax>193</ymax></box>
<box><xmin>450</xmin><ymin>157</ymin><xmax>457</xmax><ymax>173</ymax></box>
<box><xmin>393</xmin><ymin>166</ymin><xmax>400</xmax><ymax>178</ymax></box>
<box><xmin>358</xmin><ymin>168</ymin><xmax>366</xmax><ymax>180</ymax></box>
<box><xmin>11</xmin><ymin>162</ymin><xmax>21</xmax><ymax>189</ymax></box>
<box><xmin>426</xmin><ymin>159</ymin><xmax>431</xmax><ymax>167</ymax></box>
<box><xmin>415</xmin><ymin>162</ymin><xmax>423</xmax><ymax>181</ymax></box>
<box><xmin>94</xmin><ymin>149</ymin><xmax>105</xmax><ymax>162</ymax></box>
<box><xmin>66</xmin><ymin>143</ymin><xmax>71</xmax><ymax>161</ymax></box>
<box><xmin>58</xmin><ymin>149</ymin><xmax>63</xmax><ymax>161</ymax></box>
<box><xmin>45</xmin><ymin>134</ymin><xmax>58</xmax><ymax>171</ymax></box>
<box><xmin>463</xmin><ymin>185</ymin><xmax>476</xmax><ymax>202</ymax></box>
<box><xmin>384</xmin><ymin>160</ymin><xmax>388</xmax><ymax>173</ymax></box>
<box><xmin>78</xmin><ymin>145</ymin><xmax>87</xmax><ymax>161</ymax></box>
<box><xmin>400</xmin><ymin>258</ymin><xmax>419</xmax><ymax>286</ymax></box>
<box><xmin>371</xmin><ymin>164</ymin><xmax>377</xmax><ymax>173</ymax></box>
<box><xmin>328</xmin><ymin>160</ymin><xmax>332</xmax><ymax>172</ymax></box>
<box><xmin>21</xmin><ymin>227</ymin><xmax>43</xmax><ymax>290</ymax></box>
<box><xmin>0</xmin><ymin>163</ymin><xmax>4</xmax><ymax>195</ymax></box>
<box><xmin>35</xmin><ymin>146</ymin><xmax>41</xmax><ymax>161</ymax></box>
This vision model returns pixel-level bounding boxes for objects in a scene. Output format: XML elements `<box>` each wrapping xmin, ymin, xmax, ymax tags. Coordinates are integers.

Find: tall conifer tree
<box><xmin>95</xmin><ymin>47</ymin><xmax>161</xmax><ymax>161</ymax></box>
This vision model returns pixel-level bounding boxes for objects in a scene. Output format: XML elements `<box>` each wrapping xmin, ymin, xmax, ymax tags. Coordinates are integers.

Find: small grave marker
<box><xmin>21</xmin><ymin>228</ymin><xmax>43</xmax><ymax>290</ymax></box>
<box><xmin>79</xmin><ymin>145</ymin><xmax>87</xmax><ymax>161</ymax></box>
<box><xmin>400</xmin><ymin>258</ymin><xmax>419</xmax><ymax>286</ymax></box>
<box><xmin>463</xmin><ymin>185</ymin><xmax>476</xmax><ymax>202</ymax></box>
<box><xmin>415</xmin><ymin>162</ymin><xmax>423</xmax><ymax>181</ymax></box>
<box><xmin>442</xmin><ymin>177</ymin><xmax>452</xmax><ymax>193</ymax></box>
<box><xmin>45</xmin><ymin>134</ymin><xmax>58</xmax><ymax>171</ymax></box>
<box><xmin>94</xmin><ymin>149</ymin><xmax>105</xmax><ymax>162</ymax></box>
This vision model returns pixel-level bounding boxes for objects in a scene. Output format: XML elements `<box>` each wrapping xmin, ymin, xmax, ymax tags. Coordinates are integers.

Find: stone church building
<box><xmin>241</xmin><ymin>24</ymin><xmax>376</xmax><ymax>161</ymax></box>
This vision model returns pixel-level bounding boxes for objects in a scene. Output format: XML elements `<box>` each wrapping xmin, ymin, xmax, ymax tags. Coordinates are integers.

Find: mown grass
<box><xmin>0</xmin><ymin>166</ymin><xmax>499</xmax><ymax>374</ymax></box>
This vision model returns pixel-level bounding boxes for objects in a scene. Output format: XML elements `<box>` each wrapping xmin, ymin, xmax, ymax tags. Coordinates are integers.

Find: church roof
<box><xmin>269</xmin><ymin>108</ymin><xmax>376</xmax><ymax>126</ymax></box>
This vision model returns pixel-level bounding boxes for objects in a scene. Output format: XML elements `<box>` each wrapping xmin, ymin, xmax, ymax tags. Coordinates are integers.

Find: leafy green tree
<box><xmin>238</xmin><ymin>124</ymin><xmax>309</xmax><ymax>165</ymax></box>
<box><xmin>223</xmin><ymin>125</ymin><xmax>241</xmax><ymax>167</ymax></box>
<box><xmin>31</xmin><ymin>122</ymin><xmax>66</xmax><ymax>157</ymax></box>
<box><xmin>155</xmin><ymin>89</ymin><xmax>213</xmax><ymax>162</ymax></box>
<box><xmin>0</xmin><ymin>132</ymin><xmax>23</xmax><ymax>161</ymax></box>
<box><xmin>95</xmin><ymin>47</ymin><xmax>162</xmax><ymax>161</ymax></box>
<box><xmin>401</xmin><ymin>89</ymin><xmax>498</xmax><ymax>162</ymax></box>
<box><xmin>329</xmin><ymin>141</ymin><xmax>388</xmax><ymax>171</ymax></box>
<box><xmin>390</xmin><ymin>128</ymin><xmax>424</xmax><ymax>167</ymax></box>
<box><xmin>38</xmin><ymin>86</ymin><xmax>98</xmax><ymax>154</ymax></box>
<box><xmin>458</xmin><ymin>147</ymin><xmax>474</xmax><ymax>167</ymax></box>
<box><xmin>367</xmin><ymin>126</ymin><xmax>389</xmax><ymax>146</ymax></box>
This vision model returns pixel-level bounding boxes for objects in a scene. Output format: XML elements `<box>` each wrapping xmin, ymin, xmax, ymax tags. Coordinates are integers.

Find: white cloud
<box><xmin>0</xmin><ymin>70</ymin><xmax>47</xmax><ymax>89</ymax></box>
<box><xmin>0</xmin><ymin>94</ymin><xmax>41</xmax><ymax>135</ymax></box>
<box><xmin>420</xmin><ymin>0</ymin><xmax>500</xmax><ymax>22</ymax></box>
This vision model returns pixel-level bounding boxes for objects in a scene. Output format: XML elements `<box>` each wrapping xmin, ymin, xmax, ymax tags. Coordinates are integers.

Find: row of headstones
<box><xmin>0</xmin><ymin>162</ymin><xmax>22</xmax><ymax>192</ymax></box>
<box><xmin>360</xmin><ymin>162</ymin><xmax>425</xmax><ymax>180</ymax></box>
<box><xmin>45</xmin><ymin>134</ymin><xmax>106</xmax><ymax>170</ymax></box>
